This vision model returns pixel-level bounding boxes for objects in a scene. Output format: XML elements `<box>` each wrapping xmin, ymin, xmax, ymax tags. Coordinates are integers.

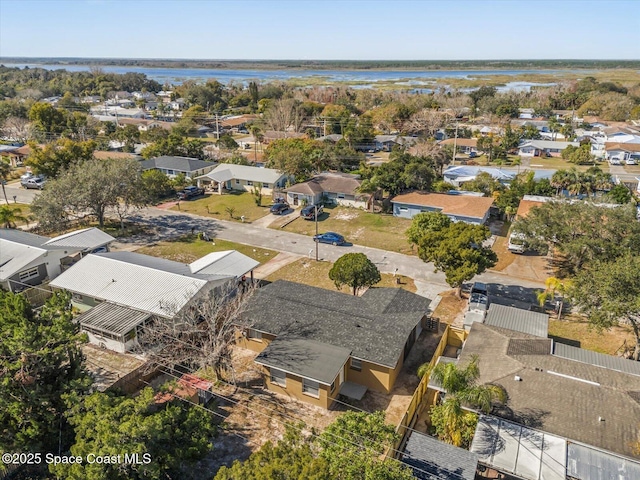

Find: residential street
<box><xmin>119</xmin><ymin>207</ymin><xmax>546</xmax><ymax>301</ymax></box>
<box><xmin>1</xmin><ymin>181</ymin><xmax>40</xmax><ymax>205</ymax></box>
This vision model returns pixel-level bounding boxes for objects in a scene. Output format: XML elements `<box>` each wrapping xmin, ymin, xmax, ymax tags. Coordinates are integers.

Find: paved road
<box><xmin>1</xmin><ymin>182</ymin><xmax>40</xmax><ymax>205</ymax></box>
<box><xmin>121</xmin><ymin>208</ymin><xmax>546</xmax><ymax>302</ymax></box>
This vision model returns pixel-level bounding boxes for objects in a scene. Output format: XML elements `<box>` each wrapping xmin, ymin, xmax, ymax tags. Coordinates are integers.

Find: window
<box><xmin>330</xmin><ymin>380</ymin><xmax>336</xmax><ymax>393</ymax></box>
<box><xmin>302</xmin><ymin>378</ymin><xmax>319</xmax><ymax>398</ymax></box>
<box><xmin>399</xmin><ymin>207</ymin><xmax>409</xmax><ymax>212</ymax></box>
<box><xmin>263</xmin><ymin>183</ymin><xmax>269</xmax><ymax>189</ymax></box>
<box><xmin>247</xmin><ymin>181</ymin><xmax>253</xmax><ymax>186</ymax></box>
<box><xmin>247</xmin><ymin>329</ymin><xmax>262</xmax><ymax>342</ymax></box>
<box><xmin>350</xmin><ymin>358</ymin><xmax>362</xmax><ymax>371</ymax></box>
<box><xmin>235</xmin><ymin>179</ymin><xmax>240</xmax><ymax>185</ymax></box>
<box><xmin>18</xmin><ymin>267</ymin><xmax>39</xmax><ymax>282</ymax></box>
<box><xmin>270</xmin><ymin>368</ymin><xmax>286</xmax><ymax>387</ymax></box>
<box><xmin>167</xmin><ymin>169</ymin><xmax>175</xmax><ymax>175</ymax></box>
<box><xmin>337</xmin><ymin>193</ymin><xmax>345</xmax><ymax>199</ymax></box>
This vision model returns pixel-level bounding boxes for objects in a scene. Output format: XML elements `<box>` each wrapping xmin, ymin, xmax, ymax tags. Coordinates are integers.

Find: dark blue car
<box><xmin>270</xmin><ymin>202</ymin><xmax>290</xmax><ymax>215</ymax></box>
<box><xmin>313</xmin><ymin>232</ymin><xmax>346</xmax><ymax>245</ymax></box>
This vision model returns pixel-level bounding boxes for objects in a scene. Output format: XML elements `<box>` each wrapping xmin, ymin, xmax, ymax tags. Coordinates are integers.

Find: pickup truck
<box><xmin>177</xmin><ymin>186</ymin><xmax>204</xmax><ymax>200</ymax></box>
<box><xmin>21</xmin><ymin>176</ymin><xmax>46</xmax><ymax>190</ymax></box>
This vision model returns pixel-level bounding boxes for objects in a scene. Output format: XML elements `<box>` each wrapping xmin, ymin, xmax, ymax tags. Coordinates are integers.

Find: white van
<box><xmin>507</xmin><ymin>232</ymin><xmax>526</xmax><ymax>254</ymax></box>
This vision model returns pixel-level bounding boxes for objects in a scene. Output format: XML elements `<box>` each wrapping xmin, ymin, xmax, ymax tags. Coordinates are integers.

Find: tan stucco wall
<box><xmin>261</xmin><ymin>365</ymin><xmax>339</xmax><ymax>409</ymax></box>
<box><xmin>346</xmin><ymin>357</ymin><xmax>402</xmax><ymax>394</ymax></box>
<box><xmin>230</xmin><ymin>179</ymin><xmax>275</xmax><ymax>194</ymax></box>
<box><xmin>235</xmin><ymin>330</ymin><xmax>274</xmax><ymax>353</ymax></box>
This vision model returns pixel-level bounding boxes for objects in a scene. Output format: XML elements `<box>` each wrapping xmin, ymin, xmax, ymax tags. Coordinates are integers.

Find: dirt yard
<box><xmin>432</xmin><ymin>290</ymin><xmax>468</xmax><ymax>327</ymax></box>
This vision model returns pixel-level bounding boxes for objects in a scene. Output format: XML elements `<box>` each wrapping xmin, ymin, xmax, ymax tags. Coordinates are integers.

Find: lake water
<box><xmin>1</xmin><ymin>63</ymin><xmax>571</xmax><ymax>89</ymax></box>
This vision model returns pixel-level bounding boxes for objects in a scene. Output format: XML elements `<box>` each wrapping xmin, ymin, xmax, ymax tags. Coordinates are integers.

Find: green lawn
<box><xmin>548</xmin><ymin>314</ymin><xmax>634</xmax><ymax>355</ymax></box>
<box><xmin>136</xmin><ymin>235</ymin><xmax>277</xmax><ymax>264</ymax></box>
<box><xmin>265</xmin><ymin>258</ymin><xmax>416</xmax><ymax>293</ymax></box>
<box><xmin>171</xmin><ymin>191</ymin><xmax>271</xmax><ymax>223</ymax></box>
<box><xmin>272</xmin><ymin>206</ymin><xmax>415</xmax><ymax>254</ymax></box>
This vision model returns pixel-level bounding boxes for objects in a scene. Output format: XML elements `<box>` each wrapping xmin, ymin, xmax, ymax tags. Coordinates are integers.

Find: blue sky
<box><xmin>1</xmin><ymin>0</ymin><xmax>638</xmax><ymax>60</ymax></box>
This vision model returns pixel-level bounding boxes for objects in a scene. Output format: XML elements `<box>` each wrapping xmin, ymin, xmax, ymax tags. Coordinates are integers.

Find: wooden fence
<box><xmin>387</xmin><ymin>325</ymin><xmax>468</xmax><ymax>460</ymax></box>
<box><xmin>108</xmin><ymin>362</ymin><xmax>159</xmax><ymax>395</ymax></box>
<box><xmin>20</xmin><ymin>285</ymin><xmax>52</xmax><ymax>307</ymax></box>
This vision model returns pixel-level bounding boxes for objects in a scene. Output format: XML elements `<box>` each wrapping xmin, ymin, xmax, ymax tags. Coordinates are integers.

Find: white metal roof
<box><xmin>0</xmin><ymin>240</ymin><xmax>46</xmax><ymax>281</ymax></box>
<box><xmin>198</xmin><ymin>164</ymin><xmax>285</xmax><ymax>184</ymax></box>
<box><xmin>43</xmin><ymin>228</ymin><xmax>115</xmax><ymax>250</ymax></box>
<box><xmin>189</xmin><ymin>250</ymin><xmax>259</xmax><ymax>278</ymax></box>
<box><xmin>50</xmin><ymin>253</ymin><xmax>229</xmax><ymax>317</ymax></box>
<box><xmin>471</xmin><ymin>415</ymin><xmax>566</xmax><ymax>480</ymax></box>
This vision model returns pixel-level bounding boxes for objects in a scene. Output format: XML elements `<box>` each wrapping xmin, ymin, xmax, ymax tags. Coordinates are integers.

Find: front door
<box><xmin>293</xmin><ymin>194</ymin><xmax>299</xmax><ymax>206</ymax></box>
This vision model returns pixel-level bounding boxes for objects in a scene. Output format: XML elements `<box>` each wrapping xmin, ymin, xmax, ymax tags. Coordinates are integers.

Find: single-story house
<box><xmin>50</xmin><ymin>250</ymin><xmax>258</xmax><ymax>353</ymax></box>
<box><xmin>117</xmin><ymin>118</ymin><xmax>173</xmax><ymax>132</ymax></box>
<box><xmin>518</xmin><ymin>139</ymin><xmax>579</xmax><ymax>157</ymax></box>
<box><xmin>237</xmin><ymin>280</ymin><xmax>431</xmax><ymax>409</ymax></box>
<box><xmin>514</xmin><ymin>194</ymin><xmax>553</xmax><ymax>220</ymax></box>
<box><xmin>0</xmin><ymin>228</ymin><xmax>114</xmax><ymax>292</ymax></box>
<box><xmin>140</xmin><ymin>156</ymin><xmax>217</xmax><ymax>179</ymax></box>
<box><xmin>391</xmin><ymin>191</ymin><xmax>494</xmax><ymax>224</ymax></box>
<box><xmin>443</xmin><ymin>166</ymin><xmax>515</xmax><ymax>187</ymax></box>
<box><xmin>196</xmin><ymin>163</ymin><xmax>291</xmax><ymax>194</ymax></box>
<box><xmin>284</xmin><ymin>172</ymin><xmax>372</xmax><ymax>209</ymax></box>
<box><xmin>0</xmin><ymin>144</ymin><xmax>30</xmax><ymax>167</ymax></box>
<box><xmin>460</xmin><ymin>322</ymin><xmax>640</xmax><ymax>459</ymax></box>
<box><xmin>438</xmin><ymin>137</ymin><xmax>478</xmax><ymax>155</ymax></box>
<box><xmin>373</xmin><ymin>135</ymin><xmax>417</xmax><ymax>152</ymax></box>
<box><xmin>220</xmin><ymin>114</ymin><xmax>258</xmax><ymax>133</ymax></box>
<box><xmin>605</xmin><ymin>142</ymin><xmax>640</xmax><ymax>162</ymax></box>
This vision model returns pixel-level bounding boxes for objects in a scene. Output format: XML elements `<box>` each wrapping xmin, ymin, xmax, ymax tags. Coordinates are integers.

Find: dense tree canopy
<box><xmin>512</xmin><ymin>202</ymin><xmax>640</xmax><ymax>273</ymax></box>
<box><xmin>50</xmin><ymin>388</ymin><xmax>217</xmax><ymax>480</ymax></box>
<box><xmin>569</xmin><ymin>253</ymin><xmax>640</xmax><ymax>361</ymax></box>
<box><xmin>410</xmin><ymin>214</ymin><xmax>497</xmax><ymax>296</ymax></box>
<box><xmin>360</xmin><ymin>151</ymin><xmax>438</xmax><ymax>196</ymax></box>
<box><xmin>0</xmin><ymin>291</ymin><xmax>91</xmax><ymax>454</ymax></box>
<box><xmin>329</xmin><ymin>253</ymin><xmax>382</xmax><ymax>295</ymax></box>
<box><xmin>31</xmin><ymin>157</ymin><xmax>149</xmax><ymax>229</ymax></box>
<box><xmin>26</xmin><ymin>139</ymin><xmax>96</xmax><ymax>178</ymax></box>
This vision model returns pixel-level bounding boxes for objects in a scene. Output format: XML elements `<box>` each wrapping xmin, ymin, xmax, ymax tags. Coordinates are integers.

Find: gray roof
<box><xmin>50</xmin><ymin>252</ymin><xmax>231</xmax><ymax>318</ymax></box>
<box><xmin>255</xmin><ymin>337</ymin><xmax>350</xmax><ymax>385</ymax></box>
<box><xmin>460</xmin><ymin>323</ymin><xmax>640</xmax><ymax>458</ymax></box>
<box><xmin>141</xmin><ymin>156</ymin><xmax>216</xmax><ymax>173</ymax></box>
<box><xmin>77</xmin><ymin>302</ymin><xmax>150</xmax><ymax>337</ymax></box>
<box><xmin>0</xmin><ymin>229</ymin><xmax>50</xmax><ymax>247</ymax></box>
<box><xmin>484</xmin><ymin>304</ymin><xmax>549</xmax><ymax>338</ymax></box>
<box><xmin>553</xmin><ymin>342</ymin><xmax>640</xmax><ymax>377</ymax></box>
<box><xmin>189</xmin><ymin>250</ymin><xmax>259</xmax><ymax>278</ymax></box>
<box><xmin>0</xmin><ymin>239</ymin><xmax>47</xmax><ymax>281</ymax></box>
<box><xmin>244</xmin><ymin>281</ymin><xmax>431</xmax><ymax>368</ymax></box>
<box><xmin>402</xmin><ymin>431</ymin><xmax>478</xmax><ymax>480</ymax></box>
<box><xmin>199</xmin><ymin>164</ymin><xmax>286</xmax><ymax>184</ymax></box>
<box><xmin>519</xmin><ymin>140</ymin><xmax>579</xmax><ymax>150</ymax></box>
<box><xmin>285</xmin><ymin>172</ymin><xmax>364</xmax><ymax>197</ymax></box>
<box><xmin>43</xmin><ymin>227</ymin><xmax>115</xmax><ymax>250</ymax></box>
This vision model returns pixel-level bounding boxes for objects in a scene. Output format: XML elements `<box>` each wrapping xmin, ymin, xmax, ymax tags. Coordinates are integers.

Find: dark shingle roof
<box><xmin>244</xmin><ymin>281</ymin><xmax>431</xmax><ymax>368</ymax></box>
<box><xmin>402</xmin><ymin>431</ymin><xmax>478</xmax><ymax>480</ymax></box>
<box><xmin>484</xmin><ymin>304</ymin><xmax>549</xmax><ymax>338</ymax></box>
<box><xmin>255</xmin><ymin>337</ymin><xmax>350</xmax><ymax>385</ymax></box>
<box><xmin>286</xmin><ymin>172</ymin><xmax>363</xmax><ymax>197</ymax></box>
<box><xmin>460</xmin><ymin>323</ymin><xmax>640</xmax><ymax>458</ymax></box>
<box><xmin>141</xmin><ymin>156</ymin><xmax>215</xmax><ymax>173</ymax></box>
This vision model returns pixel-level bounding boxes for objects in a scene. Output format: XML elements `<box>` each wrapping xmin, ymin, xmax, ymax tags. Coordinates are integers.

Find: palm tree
<box><xmin>249</xmin><ymin>125</ymin><xmax>263</xmax><ymax>163</ymax></box>
<box><xmin>0</xmin><ymin>159</ymin><xmax>12</xmax><ymax>204</ymax></box>
<box><xmin>0</xmin><ymin>205</ymin><xmax>27</xmax><ymax>228</ymax></box>
<box><xmin>418</xmin><ymin>355</ymin><xmax>506</xmax><ymax>447</ymax></box>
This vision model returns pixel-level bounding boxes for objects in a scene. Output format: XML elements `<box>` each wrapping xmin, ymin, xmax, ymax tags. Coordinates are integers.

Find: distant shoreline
<box><xmin>1</xmin><ymin>57</ymin><xmax>639</xmax><ymax>71</ymax></box>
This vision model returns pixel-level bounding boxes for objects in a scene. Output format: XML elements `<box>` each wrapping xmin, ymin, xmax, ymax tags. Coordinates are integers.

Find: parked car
<box><xmin>468</xmin><ymin>292</ymin><xmax>489</xmax><ymax>313</ymax></box>
<box><xmin>470</xmin><ymin>281</ymin><xmax>488</xmax><ymax>297</ymax></box>
<box><xmin>507</xmin><ymin>232</ymin><xmax>527</xmax><ymax>254</ymax></box>
<box><xmin>313</xmin><ymin>232</ymin><xmax>346</xmax><ymax>245</ymax></box>
<box><xmin>300</xmin><ymin>204</ymin><xmax>323</xmax><ymax>220</ymax></box>
<box><xmin>22</xmin><ymin>177</ymin><xmax>46</xmax><ymax>190</ymax></box>
<box><xmin>626</xmin><ymin>158</ymin><xmax>638</xmax><ymax>165</ymax></box>
<box><xmin>177</xmin><ymin>185</ymin><xmax>204</xmax><ymax>200</ymax></box>
<box><xmin>270</xmin><ymin>202</ymin><xmax>290</xmax><ymax>215</ymax></box>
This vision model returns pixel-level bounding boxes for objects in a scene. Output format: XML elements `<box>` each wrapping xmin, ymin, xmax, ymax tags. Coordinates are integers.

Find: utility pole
<box><xmin>315</xmin><ymin>204</ymin><xmax>319</xmax><ymax>261</ymax></box>
<box><xmin>451</xmin><ymin>120</ymin><xmax>459</xmax><ymax>166</ymax></box>
<box><xmin>323</xmin><ymin>118</ymin><xmax>327</xmax><ymax>137</ymax></box>
<box><xmin>215</xmin><ymin>112</ymin><xmax>220</xmax><ymax>140</ymax></box>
